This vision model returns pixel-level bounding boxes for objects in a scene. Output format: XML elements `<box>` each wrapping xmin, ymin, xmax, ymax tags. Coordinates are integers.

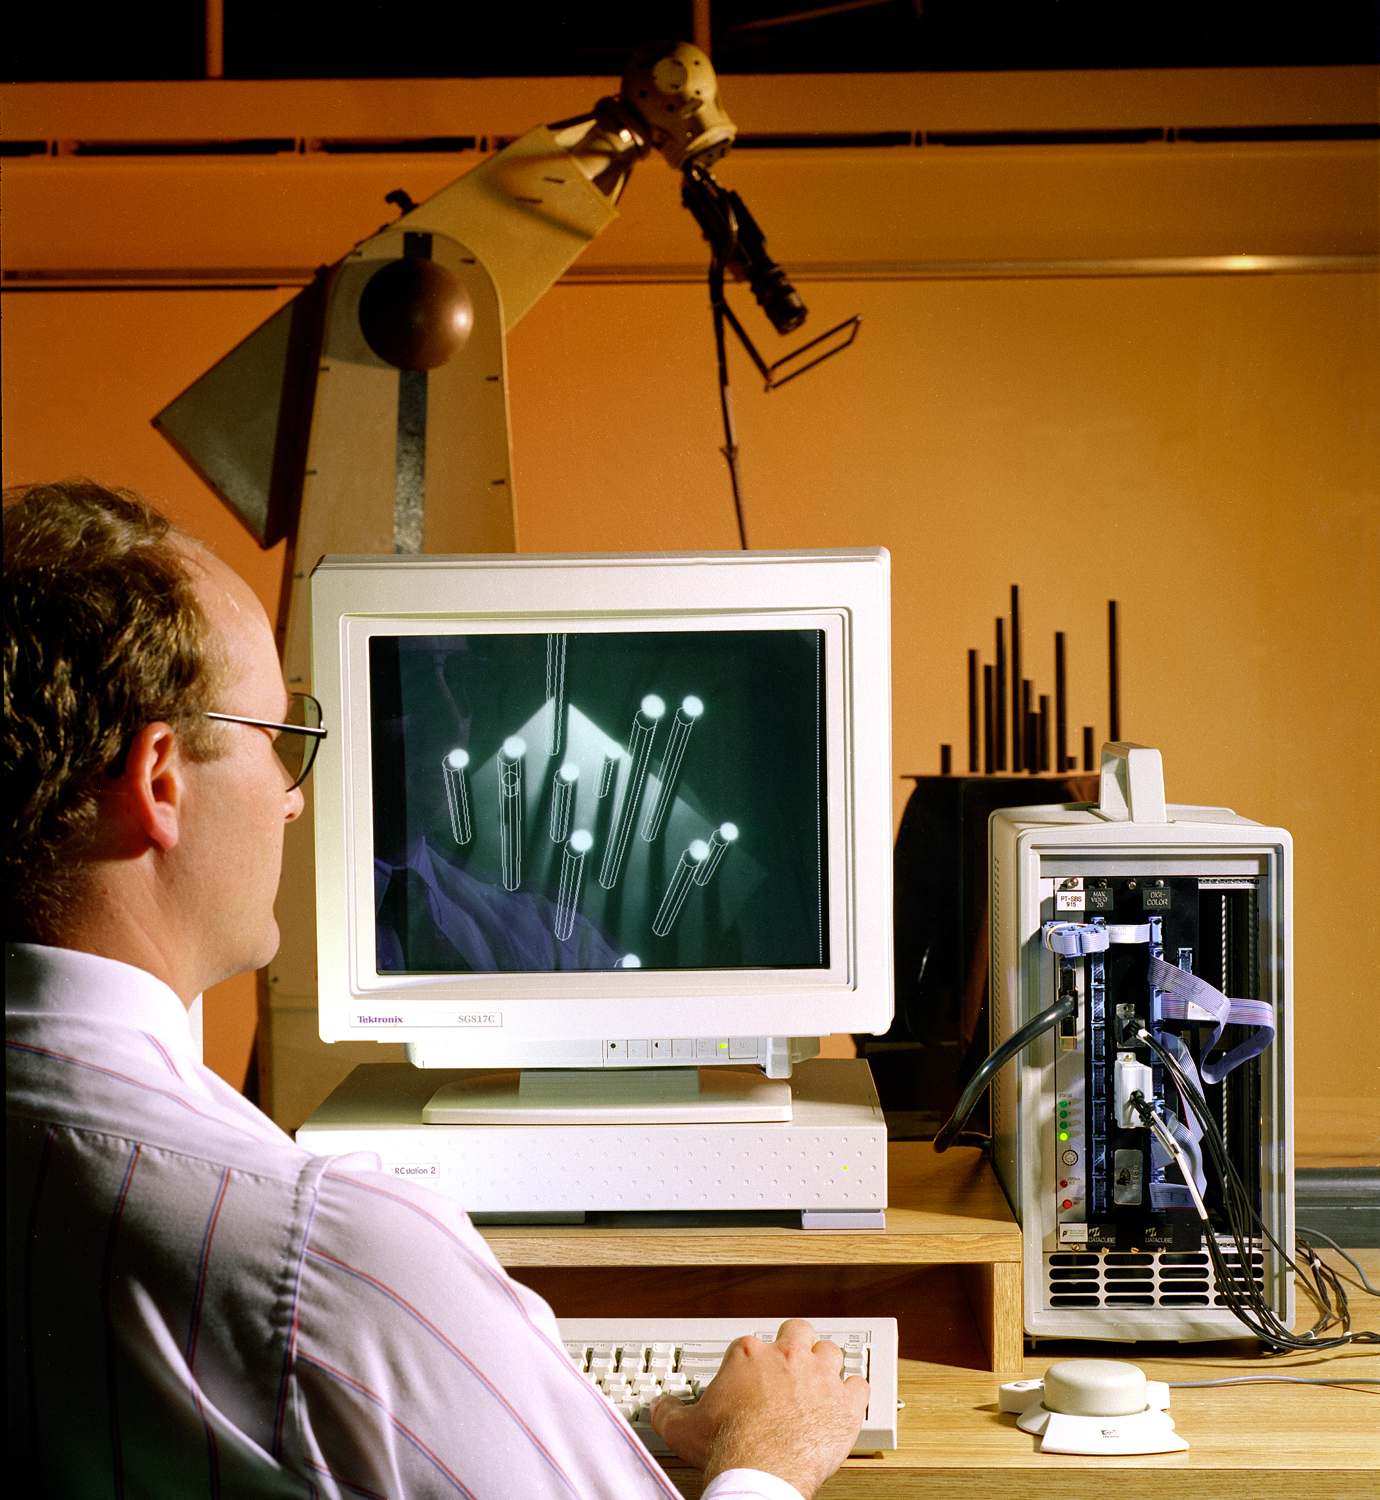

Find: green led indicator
<box><xmin>1058</xmin><ymin>1130</ymin><xmax>1069</xmax><ymax>1141</ymax></box>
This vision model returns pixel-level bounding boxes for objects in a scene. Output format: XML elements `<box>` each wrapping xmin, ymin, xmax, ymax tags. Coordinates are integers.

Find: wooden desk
<box><xmin>487</xmin><ymin>1148</ymin><xmax>1378</xmax><ymax>1498</ymax></box>
<box><xmin>639</xmin><ymin>1255</ymin><xmax>1379</xmax><ymax>1498</ymax></box>
<box><xmin>481</xmin><ymin>1143</ymin><xmax>1025</xmax><ymax>1372</ymax></box>
<box><xmin>647</xmin><ymin>1340</ymin><xmax>1380</xmax><ymax>1498</ymax></box>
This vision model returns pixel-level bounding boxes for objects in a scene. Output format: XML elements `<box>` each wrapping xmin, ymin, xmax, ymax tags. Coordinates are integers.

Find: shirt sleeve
<box><xmin>703</xmin><ymin>1470</ymin><xmax>807</xmax><ymax>1500</ymax></box>
<box><xmin>280</xmin><ymin>1160</ymin><xmax>685</xmax><ymax>1500</ymax></box>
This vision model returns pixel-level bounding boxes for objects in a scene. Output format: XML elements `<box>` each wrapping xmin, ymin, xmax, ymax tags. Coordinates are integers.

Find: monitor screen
<box><xmin>312</xmin><ymin>549</ymin><xmax>892</xmax><ymax>1074</ymax></box>
<box><xmin>369</xmin><ymin>626</ymin><xmax>828</xmax><ymax>977</ymax></box>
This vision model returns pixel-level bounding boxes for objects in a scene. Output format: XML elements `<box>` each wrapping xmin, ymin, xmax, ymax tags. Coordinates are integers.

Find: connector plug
<box><xmin>1114</xmin><ymin>1012</ymin><xmax>1144</xmax><ymax>1048</ymax></box>
<box><xmin>1125</xmin><ymin>1089</ymin><xmax>1211</xmax><ymax>1222</ymax></box>
<box><xmin>1114</xmin><ymin>1054</ymin><xmax>1155</xmax><ymax>1129</ymax></box>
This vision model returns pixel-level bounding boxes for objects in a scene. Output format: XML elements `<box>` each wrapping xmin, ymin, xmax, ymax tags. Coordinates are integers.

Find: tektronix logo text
<box><xmin>351</xmin><ymin>1011</ymin><xmax>502</xmax><ymax>1028</ymax></box>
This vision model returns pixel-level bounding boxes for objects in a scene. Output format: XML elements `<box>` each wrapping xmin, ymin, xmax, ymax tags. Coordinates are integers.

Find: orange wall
<box><xmin>504</xmin><ymin>269</ymin><xmax>1379</xmax><ymax>1162</ymax></box>
<box><xmin>1</xmin><ymin>288</ymin><xmax>294</xmax><ymax>1085</ymax></box>
<box><xmin>4</xmin><ymin>72</ymin><xmax>1377</xmax><ymax>1156</ymax></box>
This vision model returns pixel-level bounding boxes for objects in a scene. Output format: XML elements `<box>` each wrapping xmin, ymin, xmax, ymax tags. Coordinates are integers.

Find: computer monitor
<box><xmin>311</xmin><ymin>549</ymin><xmax>893</xmax><ymax>1087</ymax></box>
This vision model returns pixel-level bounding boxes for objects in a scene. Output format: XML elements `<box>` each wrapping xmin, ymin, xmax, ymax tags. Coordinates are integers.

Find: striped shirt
<box><xmin>6</xmin><ymin>944</ymin><xmax>799</xmax><ymax>1500</ymax></box>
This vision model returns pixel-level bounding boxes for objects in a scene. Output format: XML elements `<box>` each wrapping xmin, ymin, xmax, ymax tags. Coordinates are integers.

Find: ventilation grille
<box><xmin>1044</xmin><ymin>1243</ymin><xmax>1264</xmax><ymax>1309</ymax></box>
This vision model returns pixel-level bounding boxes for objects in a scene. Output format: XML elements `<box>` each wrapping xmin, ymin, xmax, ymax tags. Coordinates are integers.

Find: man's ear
<box><xmin>113</xmin><ymin>722</ymin><xmax>185</xmax><ymax>853</ymax></box>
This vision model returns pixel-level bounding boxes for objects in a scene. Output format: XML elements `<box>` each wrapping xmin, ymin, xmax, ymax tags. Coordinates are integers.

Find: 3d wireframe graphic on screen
<box><xmin>370</xmin><ymin>628</ymin><xmax>827</xmax><ymax>976</ymax></box>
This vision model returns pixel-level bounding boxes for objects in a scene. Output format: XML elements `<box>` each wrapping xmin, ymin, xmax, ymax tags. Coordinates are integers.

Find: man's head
<box><xmin>4</xmin><ymin>480</ymin><xmax>302</xmax><ymax>995</ymax></box>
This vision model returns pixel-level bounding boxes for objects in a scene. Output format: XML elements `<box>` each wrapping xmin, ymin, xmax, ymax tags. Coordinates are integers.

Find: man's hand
<box><xmin>649</xmin><ymin>1318</ymin><xmax>870</xmax><ymax>1500</ymax></box>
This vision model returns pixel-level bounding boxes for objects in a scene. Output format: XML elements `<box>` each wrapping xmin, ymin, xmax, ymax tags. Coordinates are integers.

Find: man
<box><xmin>6</xmin><ymin>480</ymin><xmax>869</xmax><ymax>1498</ymax></box>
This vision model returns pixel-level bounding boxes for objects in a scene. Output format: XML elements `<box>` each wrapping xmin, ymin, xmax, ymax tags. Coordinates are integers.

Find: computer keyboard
<box><xmin>556</xmin><ymin>1317</ymin><xmax>899</xmax><ymax>1452</ymax></box>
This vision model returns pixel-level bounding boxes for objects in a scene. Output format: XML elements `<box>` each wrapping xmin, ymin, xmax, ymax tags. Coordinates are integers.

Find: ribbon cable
<box><xmin>1044</xmin><ymin>920</ymin><xmax>1151</xmax><ymax>955</ymax></box>
<box><xmin>1147</xmin><ymin>957</ymin><xmax>1275</xmax><ymax>1085</ymax></box>
<box><xmin>1043</xmin><ymin>920</ymin><xmax>1274</xmax><ymax>1208</ymax></box>
<box><xmin>1043</xmin><ymin>923</ymin><xmax>1274</xmax><ymax>1083</ymax></box>
<box><xmin>1142</xmin><ymin>961</ymin><xmax>1276</xmax><ymax>1207</ymax></box>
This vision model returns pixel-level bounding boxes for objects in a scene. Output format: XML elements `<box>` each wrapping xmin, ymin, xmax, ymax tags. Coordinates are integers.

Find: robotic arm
<box><xmin>554</xmin><ymin>38</ymin><xmax>736</xmax><ymax>191</ymax></box>
<box><xmin>155</xmin><ymin>39</ymin><xmax>843</xmax><ymax>562</ymax></box>
<box><xmin>552</xmin><ymin>40</ymin><xmax>805</xmax><ymax>335</ymax></box>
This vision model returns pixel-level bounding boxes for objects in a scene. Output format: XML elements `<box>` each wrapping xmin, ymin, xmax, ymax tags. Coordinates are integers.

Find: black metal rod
<box><xmin>709</xmin><ymin>262</ymin><xmax>750</xmax><ymax>549</ymax></box>
<box><xmin>984</xmin><ymin>664</ymin><xmax>995</xmax><ymax>775</ymax></box>
<box><xmin>994</xmin><ymin>619</ymin><xmax>1007</xmax><ymax>772</ymax></box>
<box><xmin>1023</xmin><ymin>679</ymin><xmax>1036</xmax><ymax>774</ymax></box>
<box><xmin>940</xmin><ymin>743</ymin><xmax>952</xmax><ymax>775</ymax></box>
<box><xmin>1010</xmin><ymin>584</ymin><xmax>1022</xmax><ymax>772</ymax></box>
<box><xmin>967</xmin><ymin>649</ymin><xmax>979</xmax><ymax>773</ymax></box>
<box><xmin>1108</xmin><ymin>599</ymin><xmax>1121</xmax><ymax>742</ymax></box>
<box><xmin>715</xmin><ymin>288</ymin><xmax>775</xmax><ymax>387</ymax></box>
<box><xmin>1038</xmin><ymin>693</ymin><xmax>1050</xmax><ymax>772</ymax></box>
<box><xmin>1083</xmin><ymin>725</ymin><xmax>1095</xmax><ymax>771</ymax></box>
<box><xmin>1054</xmin><ymin>631</ymin><xmax>1068</xmax><ymax>772</ymax></box>
<box><xmin>762</xmin><ymin>315</ymin><xmax>861</xmax><ymax>391</ymax></box>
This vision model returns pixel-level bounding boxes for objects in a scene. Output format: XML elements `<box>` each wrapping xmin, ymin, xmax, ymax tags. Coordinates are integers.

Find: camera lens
<box><xmin>750</xmin><ymin>262</ymin><xmax>807</xmax><ymax>335</ymax></box>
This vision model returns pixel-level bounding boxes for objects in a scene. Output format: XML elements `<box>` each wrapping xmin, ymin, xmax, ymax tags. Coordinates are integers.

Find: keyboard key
<box><xmin>557</xmin><ymin>1317</ymin><xmax>898</xmax><ymax>1453</ymax></box>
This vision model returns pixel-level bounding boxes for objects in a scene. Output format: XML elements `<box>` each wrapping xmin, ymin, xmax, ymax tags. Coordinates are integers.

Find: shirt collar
<box><xmin>5</xmin><ymin>942</ymin><xmax>199</xmax><ymax>1063</ymax></box>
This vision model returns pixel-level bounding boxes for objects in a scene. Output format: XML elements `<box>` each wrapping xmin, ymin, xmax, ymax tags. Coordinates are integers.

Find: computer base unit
<box><xmin>296</xmin><ymin>1056</ymin><xmax>887</xmax><ymax>1226</ymax></box>
<box><xmin>989</xmin><ymin>744</ymin><xmax>1292</xmax><ymax>1341</ymax></box>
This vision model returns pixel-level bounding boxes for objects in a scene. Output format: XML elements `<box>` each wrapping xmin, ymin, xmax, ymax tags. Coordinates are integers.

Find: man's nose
<box><xmin>286</xmin><ymin>784</ymin><xmax>306</xmax><ymax>822</ymax></box>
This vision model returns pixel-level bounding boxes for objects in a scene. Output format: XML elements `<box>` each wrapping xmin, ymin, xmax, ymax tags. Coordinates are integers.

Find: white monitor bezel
<box><xmin>311</xmin><ymin>549</ymin><xmax>893</xmax><ymax>1061</ymax></box>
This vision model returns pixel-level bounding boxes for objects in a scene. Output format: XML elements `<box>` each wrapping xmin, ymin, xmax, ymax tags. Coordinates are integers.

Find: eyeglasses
<box><xmin>204</xmin><ymin>691</ymin><xmax>327</xmax><ymax>791</ymax></box>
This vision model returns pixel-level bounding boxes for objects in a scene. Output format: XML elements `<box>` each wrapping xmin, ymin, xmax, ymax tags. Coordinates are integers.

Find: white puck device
<box><xmin>1000</xmin><ymin>1358</ymin><xmax>1188</xmax><ymax>1455</ymax></box>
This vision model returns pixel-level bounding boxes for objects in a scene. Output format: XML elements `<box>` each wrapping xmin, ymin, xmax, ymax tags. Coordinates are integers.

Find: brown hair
<box><xmin>3</xmin><ymin>480</ymin><xmax>224</xmax><ymax>941</ymax></box>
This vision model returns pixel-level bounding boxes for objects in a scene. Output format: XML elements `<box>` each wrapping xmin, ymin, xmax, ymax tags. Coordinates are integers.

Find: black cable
<box><xmin>933</xmin><ymin>992</ymin><xmax>1078</xmax><ymax>1154</ymax></box>
<box><xmin>1297</xmin><ymin>1226</ymin><xmax>1380</xmax><ymax>1295</ymax></box>
<box><xmin>1137</xmin><ymin>1025</ymin><xmax>1379</xmax><ymax>1349</ymax></box>
<box><xmin>1296</xmin><ymin>1240</ymin><xmax>1342</xmax><ymax>1338</ymax></box>
<box><xmin>1140</xmin><ymin>1034</ymin><xmax>1297</xmax><ymax>1338</ymax></box>
<box><xmin>1125</xmin><ymin>1083</ymin><xmax>1306</xmax><ymax>1345</ymax></box>
<box><xmin>943</xmin><ymin>1132</ymin><xmax>992</xmax><ymax>1151</ymax></box>
<box><xmin>1140</xmin><ymin>1030</ymin><xmax>1306</xmax><ymax>1342</ymax></box>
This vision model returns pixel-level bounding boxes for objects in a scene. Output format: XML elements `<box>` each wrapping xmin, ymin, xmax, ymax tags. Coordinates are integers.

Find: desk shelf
<box><xmin>481</xmin><ymin>1142</ymin><xmax>1025</xmax><ymax>1372</ymax></box>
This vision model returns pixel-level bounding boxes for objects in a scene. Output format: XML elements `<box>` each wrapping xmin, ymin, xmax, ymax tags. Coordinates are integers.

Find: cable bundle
<box><xmin>1136</xmin><ymin>1024</ymin><xmax>1378</xmax><ymax>1352</ymax></box>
